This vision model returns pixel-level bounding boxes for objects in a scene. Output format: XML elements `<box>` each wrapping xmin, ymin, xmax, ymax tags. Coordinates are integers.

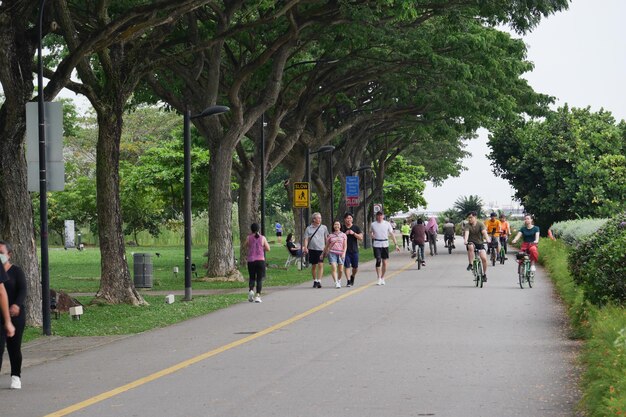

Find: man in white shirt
<box><xmin>370</xmin><ymin>211</ymin><xmax>400</xmax><ymax>285</ymax></box>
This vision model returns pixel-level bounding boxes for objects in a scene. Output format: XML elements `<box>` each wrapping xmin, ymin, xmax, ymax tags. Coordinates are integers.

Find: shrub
<box><xmin>568</xmin><ymin>213</ymin><xmax>626</xmax><ymax>306</ymax></box>
<box><xmin>551</xmin><ymin>218</ymin><xmax>609</xmax><ymax>246</ymax></box>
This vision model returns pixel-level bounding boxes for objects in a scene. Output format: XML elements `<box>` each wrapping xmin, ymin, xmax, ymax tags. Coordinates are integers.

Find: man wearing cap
<box><xmin>370</xmin><ymin>211</ymin><xmax>400</xmax><ymax>285</ymax></box>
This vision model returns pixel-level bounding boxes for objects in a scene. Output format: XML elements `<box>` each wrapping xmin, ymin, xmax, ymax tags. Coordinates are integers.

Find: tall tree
<box><xmin>489</xmin><ymin>106</ymin><xmax>626</xmax><ymax>229</ymax></box>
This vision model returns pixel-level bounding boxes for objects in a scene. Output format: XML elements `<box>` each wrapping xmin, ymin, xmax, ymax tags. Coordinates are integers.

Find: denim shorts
<box><xmin>344</xmin><ymin>251</ymin><xmax>359</xmax><ymax>268</ymax></box>
<box><xmin>327</xmin><ymin>252</ymin><xmax>344</xmax><ymax>265</ymax></box>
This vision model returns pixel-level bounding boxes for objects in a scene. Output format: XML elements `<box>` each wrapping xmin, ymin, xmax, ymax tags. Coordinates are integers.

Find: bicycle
<box><xmin>516</xmin><ymin>250</ymin><xmax>534</xmax><ymax>289</ymax></box>
<box><xmin>445</xmin><ymin>234</ymin><xmax>455</xmax><ymax>254</ymax></box>
<box><xmin>498</xmin><ymin>235</ymin><xmax>507</xmax><ymax>265</ymax></box>
<box><xmin>467</xmin><ymin>243</ymin><xmax>485</xmax><ymax>288</ymax></box>
<box><xmin>414</xmin><ymin>243</ymin><xmax>424</xmax><ymax>270</ymax></box>
<box><xmin>487</xmin><ymin>233</ymin><xmax>498</xmax><ymax>267</ymax></box>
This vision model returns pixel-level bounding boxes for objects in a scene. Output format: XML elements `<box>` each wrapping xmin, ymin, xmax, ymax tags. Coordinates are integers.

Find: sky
<box><xmin>422</xmin><ymin>0</ymin><xmax>626</xmax><ymax>212</ymax></box>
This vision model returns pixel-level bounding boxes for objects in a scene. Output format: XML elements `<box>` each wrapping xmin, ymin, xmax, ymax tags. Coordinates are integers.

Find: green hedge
<box><xmin>550</xmin><ymin>218</ymin><xmax>609</xmax><ymax>246</ymax></box>
<box><xmin>568</xmin><ymin>213</ymin><xmax>626</xmax><ymax>306</ymax></box>
<box><xmin>539</xmin><ymin>239</ymin><xmax>626</xmax><ymax>415</ymax></box>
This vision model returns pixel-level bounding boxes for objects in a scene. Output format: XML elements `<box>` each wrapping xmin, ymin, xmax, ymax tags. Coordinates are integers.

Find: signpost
<box><xmin>345</xmin><ymin>176</ymin><xmax>360</xmax><ymax>207</ymax></box>
<box><xmin>293</xmin><ymin>182</ymin><xmax>310</xmax><ymax>270</ymax></box>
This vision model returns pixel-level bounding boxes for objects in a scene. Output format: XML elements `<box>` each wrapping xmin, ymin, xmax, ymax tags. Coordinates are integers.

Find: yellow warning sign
<box><xmin>293</xmin><ymin>182</ymin><xmax>310</xmax><ymax>208</ymax></box>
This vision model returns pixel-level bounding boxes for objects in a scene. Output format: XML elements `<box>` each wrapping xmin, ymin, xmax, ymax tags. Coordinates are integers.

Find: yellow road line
<box><xmin>45</xmin><ymin>260</ymin><xmax>416</xmax><ymax>417</ymax></box>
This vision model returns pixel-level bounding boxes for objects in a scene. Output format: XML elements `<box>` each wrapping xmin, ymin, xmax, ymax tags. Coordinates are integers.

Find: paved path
<box><xmin>0</xmin><ymin>237</ymin><xmax>581</xmax><ymax>416</ymax></box>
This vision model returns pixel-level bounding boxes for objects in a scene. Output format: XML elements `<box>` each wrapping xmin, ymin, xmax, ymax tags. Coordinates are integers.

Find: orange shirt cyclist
<box><xmin>499</xmin><ymin>214</ymin><xmax>511</xmax><ymax>254</ymax></box>
<box><xmin>484</xmin><ymin>212</ymin><xmax>502</xmax><ymax>257</ymax></box>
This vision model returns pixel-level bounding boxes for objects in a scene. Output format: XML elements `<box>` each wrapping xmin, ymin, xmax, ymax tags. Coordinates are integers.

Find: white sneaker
<box><xmin>10</xmin><ymin>375</ymin><xmax>21</xmax><ymax>389</ymax></box>
<box><xmin>377</xmin><ymin>278</ymin><xmax>383</xmax><ymax>286</ymax></box>
<box><xmin>248</xmin><ymin>290</ymin><xmax>255</xmax><ymax>302</ymax></box>
<box><xmin>254</xmin><ymin>295</ymin><xmax>262</xmax><ymax>303</ymax></box>
<box><xmin>335</xmin><ymin>281</ymin><xmax>341</xmax><ymax>288</ymax></box>
<box><xmin>381</xmin><ymin>279</ymin><xmax>386</xmax><ymax>285</ymax></box>
<box><xmin>530</xmin><ymin>265</ymin><xmax>536</xmax><ymax>272</ymax></box>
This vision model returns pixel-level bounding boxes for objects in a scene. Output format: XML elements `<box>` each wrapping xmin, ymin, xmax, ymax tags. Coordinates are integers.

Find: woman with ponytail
<box><xmin>245</xmin><ymin>223</ymin><xmax>270</xmax><ymax>303</ymax></box>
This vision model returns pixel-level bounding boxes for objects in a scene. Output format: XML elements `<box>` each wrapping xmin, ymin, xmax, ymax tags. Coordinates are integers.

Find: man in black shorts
<box><xmin>303</xmin><ymin>212</ymin><xmax>329</xmax><ymax>288</ymax></box>
<box><xmin>341</xmin><ymin>213</ymin><xmax>363</xmax><ymax>287</ymax></box>
<box><xmin>463</xmin><ymin>211</ymin><xmax>491</xmax><ymax>281</ymax></box>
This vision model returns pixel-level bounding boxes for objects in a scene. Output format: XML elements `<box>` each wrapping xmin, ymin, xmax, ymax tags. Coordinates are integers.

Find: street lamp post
<box><xmin>352</xmin><ymin>165</ymin><xmax>373</xmax><ymax>248</ymax></box>
<box><xmin>306</xmin><ymin>145</ymin><xmax>335</xmax><ymax>222</ymax></box>
<box><xmin>260</xmin><ymin>113</ymin><xmax>266</xmax><ymax>236</ymax></box>
<box><xmin>38</xmin><ymin>0</ymin><xmax>51</xmax><ymax>336</ymax></box>
<box><xmin>183</xmin><ymin>105</ymin><xmax>229</xmax><ymax>301</ymax></box>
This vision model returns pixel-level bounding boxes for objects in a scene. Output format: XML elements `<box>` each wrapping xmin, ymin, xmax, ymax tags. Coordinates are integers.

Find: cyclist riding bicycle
<box><xmin>499</xmin><ymin>213</ymin><xmax>511</xmax><ymax>254</ymax></box>
<box><xmin>512</xmin><ymin>214</ymin><xmax>540</xmax><ymax>272</ymax></box>
<box><xmin>442</xmin><ymin>218</ymin><xmax>455</xmax><ymax>249</ymax></box>
<box><xmin>484</xmin><ymin>212</ymin><xmax>502</xmax><ymax>260</ymax></box>
<box><xmin>464</xmin><ymin>211</ymin><xmax>491</xmax><ymax>281</ymax></box>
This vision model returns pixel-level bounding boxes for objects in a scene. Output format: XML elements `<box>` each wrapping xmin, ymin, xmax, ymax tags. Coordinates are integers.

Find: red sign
<box><xmin>346</xmin><ymin>196</ymin><xmax>360</xmax><ymax>207</ymax></box>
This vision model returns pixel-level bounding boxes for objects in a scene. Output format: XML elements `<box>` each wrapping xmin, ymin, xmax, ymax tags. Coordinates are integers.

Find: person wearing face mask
<box><xmin>0</xmin><ymin>241</ymin><xmax>25</xmax><ymax>389</ymax></box>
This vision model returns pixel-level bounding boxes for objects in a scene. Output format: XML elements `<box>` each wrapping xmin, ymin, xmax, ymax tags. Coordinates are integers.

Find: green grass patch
<box><xmin>539</xmin><ymin>238</ymin><xmax>626</xmax><ymax>415</ymax></box>
<box><xmin>49</xmin><ymin>242</ymin><xmax>377</xmax><ymax>293</ymax></box>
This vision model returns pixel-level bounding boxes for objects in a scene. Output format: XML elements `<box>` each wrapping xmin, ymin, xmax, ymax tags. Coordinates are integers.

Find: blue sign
<box><xmin>346</xmin><ymin>176</ymin><xmax>359</xmax><ymax>197</ymax></box>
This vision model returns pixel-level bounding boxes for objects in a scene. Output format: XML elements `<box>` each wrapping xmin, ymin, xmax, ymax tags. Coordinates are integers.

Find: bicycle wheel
<box><xmin>479</xmin><ymin>271</ymin><xmax>484</xmax><ymax>288</ymax></box>
<box><xmin>490</xmin><ymin>247</ymin><xmax>496</xmax><ymax>266</ymax></box>
<box><xmin>518</xmin><ymin>263</ymin><xmax>524</xmax><ymax>289</ymax></box>
<box><xmin>417</xmin><ymin>251</ymin><xmax>421</xmax><ymax>270</ymax></box>
<box><xmin>527</xmin><ymin>266</ymin><xmax>533</xmax><ymax>288</ymax></box>
<box><xmin>473</xmin><ymin>262</ymin><xmax>480</xmax><ymax>287</ymax></box>
<box><xmin>499</xmin><ymin>247</ymin><xmax>505</xmax><ymax>264</ymax></box>
<box><xmin>448</xmin><ymin>239</ymin><xmax>452</xmax><ymax>254</ymax></box>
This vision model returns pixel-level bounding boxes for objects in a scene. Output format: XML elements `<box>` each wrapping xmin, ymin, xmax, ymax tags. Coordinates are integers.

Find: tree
<box><xmin>489</xmin><ymin>106</ymin><xmax>626</xmax><ymax>229</ymax></box>
<box><xmin>453</xmin><ymin>195</ymin><xmax>485</xmax><ymax>219</ymax></box>
<box><xmin>380</xmin><ymin>156</ymin><xmax>427</xmax><ymax>215</ymax></box>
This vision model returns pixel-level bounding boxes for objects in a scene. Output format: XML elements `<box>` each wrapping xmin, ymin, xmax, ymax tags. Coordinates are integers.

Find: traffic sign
<box><xmin>346</xmin><ymin>196</ymin><xmax>359</xmax><ymax>207</ymax></box>
<box><xmin>293</xmin><ymin>182</ymin><xmax>310</xmax><ymax>208</ymax></box>
<box><xmin>346</xmin><ymin>176</ymin><xmax>359</xmax><ymax>197</ymax></box>
<box><xmin>373</xmin><ymin>203</ymin><xmax>383</xmax><ymax>215</ymax></box>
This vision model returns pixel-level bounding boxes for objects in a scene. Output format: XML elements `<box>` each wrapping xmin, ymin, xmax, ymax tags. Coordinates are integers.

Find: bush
<box><xmin>551</xmin><ymin>218</ymin><xmax>610</xmax><ymax>246</ymax></box>
<box><xmin>568</xmin><ymin>213</ymin><xmax>626</xmax><ymax>306</ymax></box>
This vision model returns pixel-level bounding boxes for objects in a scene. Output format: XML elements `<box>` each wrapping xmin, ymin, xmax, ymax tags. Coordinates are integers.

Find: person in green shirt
<box><xmin>401</xmin><ymin>220</ymin><xmax>411</xmax><ymax>252</ymax></box>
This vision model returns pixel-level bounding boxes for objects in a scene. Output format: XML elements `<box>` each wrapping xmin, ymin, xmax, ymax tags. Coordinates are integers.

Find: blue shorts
<box><xmin>344</xmin><ymin>251</ymin><xmax>359</xmax><ymax>268</ymax></box>
<box><xmin>327</xmin><ymin>252</ymin><xmax>344</xmax><ymax>265</ymax></box>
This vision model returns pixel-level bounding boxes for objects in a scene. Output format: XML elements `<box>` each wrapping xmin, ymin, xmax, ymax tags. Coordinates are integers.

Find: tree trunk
<box><xmin>206</xmin><ymin>142</ymin><xmax>240</xmax><ymax>279</ymax></box>
<box><xmin>236</xmin><ymin>165</ymin><xmax>258</xmax><ymax>268</ymax></box>
<box><xmin>0</xmin><ymin>7</ymin><xmax>43</xmax><ymax>326</ymax></box>
<box><xmin>93</xmin><ymin>109</ymin><xmax>145</xmax><ymax>305</ymax></box>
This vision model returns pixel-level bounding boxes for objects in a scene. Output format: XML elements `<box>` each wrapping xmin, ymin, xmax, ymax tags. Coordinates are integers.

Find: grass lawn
<box><xmin>26</xmin><ymin>241</ymin><xmax>381</xmax><ymax>342</ymax></box>
<box><xmin>49</xmin><ymin>241</ymin><xmax>377</xmax><ymax>293</ymax></box>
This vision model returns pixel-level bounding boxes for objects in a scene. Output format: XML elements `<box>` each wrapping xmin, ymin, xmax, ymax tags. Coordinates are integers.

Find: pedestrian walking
<box><xmin>370</xmin><ymin>211</ymin><xmax>400</xmax><ymax>285</ymax></box>
<box><xmin>426</xmin><ymin>216</ymin><xmax>438</xmax><ymax>256</ymax></box>
<box><xmin>0</xmin><ymin>241</ymin><xmax>26</xmax><ymax>389</ymax></box>
<box><xmin>401</xmin><ymin>220</ymin><xmax>411</xmax><ymax>251</ymax></box>
<box><xmin>303</xmin><ymin>212</ymin><xmax>329</xmax><ymax>288</ymax></box>
<box><xmin>341</xmin><ymin>213</ymin><xmax>363</xmax><ymax>287</ymax></box>
<box><xmin>275</xmin><ymin>221</ymin><xmax>283</xmax><ymax>244</ymax></box>
<box><xmin>245</xmin><ymin>224</ymin><xmax>270</xmax><ymax>303</ymax></box>
<box><xmin>323</xmin><ymin>221</ymin><xmax>347</xmax><ymax>288</ymax></box>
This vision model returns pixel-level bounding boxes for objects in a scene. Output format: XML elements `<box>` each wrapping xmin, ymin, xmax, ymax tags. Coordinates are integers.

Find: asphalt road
<box><xmin>0</xmin><ymin>236</ymin><xmax>581</xmax><ymax>417</ymax></box>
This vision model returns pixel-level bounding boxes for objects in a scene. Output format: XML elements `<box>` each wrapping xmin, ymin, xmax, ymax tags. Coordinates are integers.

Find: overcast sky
<box><xmin>422</xmin><ymin>0</ymin><xmax>626</xmax><ymax>212</ymax></box>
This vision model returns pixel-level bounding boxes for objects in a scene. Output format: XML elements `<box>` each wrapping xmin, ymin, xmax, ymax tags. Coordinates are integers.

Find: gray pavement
<box><xmin>0</xmin><ymin>236</ymin><xmax>582</xmax><ymax>417</ymax></box>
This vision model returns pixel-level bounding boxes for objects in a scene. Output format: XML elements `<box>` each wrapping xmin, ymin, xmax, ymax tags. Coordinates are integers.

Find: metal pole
<box><xmin>299</xmin><ymin>209</ymin><xmax>304</xmax><ymax>270</ymax></box>
<box><xmin>183</xmin><ymin>110</ymin><xmax>192</xmax><ymax>301</ymax></box>
<box><xmin>304</xmin><ymin>146</ymin><xmax>310</xmax><ymax>225</ymax></box>
<box><xmin>329</xmin><ymin>150</ymin><xmax>334</xmax><ymax>223</ymax></box>
<box><xmin>260</xmin><ymin>113</ymin><xmax>266</xmax><ymax>236</ymax></box>
<box><xmin>362</xmin><ymin>170</ymin><xmax>367</xmax><ymax>249</ymax></box>
<box><xmin>38</xmin><ymin>0</ymin><xmax>51</xmax><ymax>336</ymax></box>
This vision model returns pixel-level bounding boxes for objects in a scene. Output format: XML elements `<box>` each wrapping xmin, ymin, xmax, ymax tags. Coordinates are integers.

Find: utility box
<box><xmin>133</xmin><ymin>253</ymin><xmax>153</xmax><ymax>288</ymax></box>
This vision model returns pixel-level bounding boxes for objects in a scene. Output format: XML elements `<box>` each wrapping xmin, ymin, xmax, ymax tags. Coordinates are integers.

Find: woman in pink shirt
<box><xmin>245</xmin><ymin>223</ymin><xmax>270</xmax><ymax>303</ymax></box>
<box><xmin>323</xmin><ymin>221</ymin><xmax>347</xmax><ymax>289</ymax></box>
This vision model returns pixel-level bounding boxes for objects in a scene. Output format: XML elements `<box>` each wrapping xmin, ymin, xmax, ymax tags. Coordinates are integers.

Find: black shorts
<box><xmin>276</xmin><ymin>231</ymin><xmax>282</xmax><ymax>237</ymax></box>
<box><xmin>467</xmin><ymin>242</ymin><xmax>485</xmax><ymax>251</ymax></box>
<box><xmin>308</xmin><ymin>249</ymin><xmax>323</xmax><ymax>265</ymax></box>
<box><xmin>373</xmin><ymin>247</ymin><xmax>390</xmax><ymax>260</ymax></box>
